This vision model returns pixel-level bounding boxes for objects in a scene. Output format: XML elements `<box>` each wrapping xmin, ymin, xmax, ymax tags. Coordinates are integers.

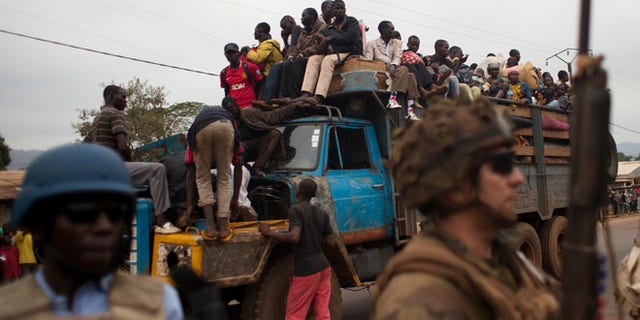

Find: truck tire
<box><xmin>513</xmin><ymin>222</ymin><xmax>543</xmax><ymax>267</ymax></box>
<box><xmin>540</xmin><ymin>215</ymin><xmax>567</xmax><ymax>278</ymax></box>
<box><xmin>242</xmin><ymin>253</ymin><xmax>342</xmax><ymax>320</ymax></box>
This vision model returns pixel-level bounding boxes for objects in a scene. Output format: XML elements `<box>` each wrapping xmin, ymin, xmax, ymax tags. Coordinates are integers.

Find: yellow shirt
<box><xmin>15</xmin><ymin>231</ymin><xmax>37</xmax><ymax>264</ymax></box>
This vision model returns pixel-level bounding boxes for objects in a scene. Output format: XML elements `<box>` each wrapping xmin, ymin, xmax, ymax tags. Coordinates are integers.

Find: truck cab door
<box><xmin>324</xmin><ymin>125</ymin><xmax>392</xmax><ymax>244</ymax></box>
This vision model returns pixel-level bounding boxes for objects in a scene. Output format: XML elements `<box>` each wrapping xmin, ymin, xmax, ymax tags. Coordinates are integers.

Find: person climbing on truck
<box><xmin>186</xmin><ymin>97</ymin><xmax>244</xmax><ymax>241</ymax></box>
<box><xmin>372</xmin><ymin>97</ymin><xmax>560</xmax><ymax>319</ymax></box>
<box><xmin>258</xmin><ymin>178</ymin><xmax>337</xmax><ymax>320</ymax></box>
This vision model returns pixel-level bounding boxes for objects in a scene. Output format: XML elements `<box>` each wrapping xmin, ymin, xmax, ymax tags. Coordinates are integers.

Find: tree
<box><xmin>618</xmin><ymin>152</ymin><xmax>632</xmax><ymax>162</ymax></box>
<box><xmin>73</xmin><ymin>78</ymin><xmax>204</xmax><ymax>155</ymax></box>
<box><xmin>0</xmin><ymin>134</ymin><xmax>10</xmax><ymax>170</ymax></box>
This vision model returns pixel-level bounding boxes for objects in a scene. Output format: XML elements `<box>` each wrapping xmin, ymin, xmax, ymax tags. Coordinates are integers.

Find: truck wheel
<box><xmin>540</xmin><ymin>216</ymin><xmax>567</xmax><ymax>278</ymax></box>
<box><xmin>513</xmin><ymin>222</ymin><xmax>543</xmax><ymax>267</ymax></box>
<box><xmin>242</xmin><ymin>253</ymin><xmax>342</xmax><ymax>320</ymax></box>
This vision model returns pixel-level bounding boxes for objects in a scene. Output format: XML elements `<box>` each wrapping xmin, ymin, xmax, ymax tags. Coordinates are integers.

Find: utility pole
<box><xmin>545</xmin><ymin>48</ymin><xmax>592</xmax><ymax>87</ymax></box>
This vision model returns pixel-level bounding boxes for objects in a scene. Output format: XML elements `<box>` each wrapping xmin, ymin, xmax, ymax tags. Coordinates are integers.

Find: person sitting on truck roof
<box><xmin>541</xmin><ymin>72</ymin><xmax>557</xmax><ymax>91</ymax></box>
<box><xmin>262</xmin><ymin>17</ymin><xmax>303</xmax><ymax>101</ymax></box>
<box><xmin>86</xmin><ymin>85</ymin><xmax>181</xmax><ymax>235</ymax></box>
<box><xmin>372</xmin><ymin>97</ymin><xmax>560</xmax><ymax>320</ymax></box>
<box><xmin>506</xmin><ymin>68</ymin><xmax>532</xmax><ymax>106</ymax></box>
<box><xmin>448</xmin><ymin>45</ymin><xmax>480</xmax><ymax>101</ymax></box>
<box><xmin>556</xmin><ymin>70</ymin><xmax>571</xmax><ymax>87</ymax></box>
<box><xmin>297</xmin><ymin>0</ymin><xmax>362</xmax><ymax>105</ymax></box>
<box><xmin>424</xmin><ymin>39</ymin><xmax>461</xmax><ymax>99</ymax></box>
<box><xmin>449</xmin><ymin>46</ymin><xmax>472</xmax><ymax>85</ymax></box>
<box><xmin>0</xmin><ymin>143</ymin><xmax>183</xmax><ymax>319</ymax></box>
<box><xmin>281</xmin><ymin>8</ymin><xmax>326</xmax><ymax>99</ymax></box>
<box><xmin>500</xmin><ymin>48</ymin><xmax>540</xmax><ymax>90</ymax></box>
<box><xmin>242</xmin><ymin>22</ymin><xmax>284</xmax><ymax>78</ymax></box>
<box><xmin>280</xmin><ymin>15</ymin><xmax>302</xmax><ymax>58</ymax></box>
<box><xmin>482</xmin><ymin>63</ymin><xmax>507</xmax><ymax>98</ymax></box>
<box><xmin>319</xmin><ymin>0</ymin><xmax>334</xmax><ymax>24</ymax></box>
<box><xmin>186</xmin><ymin>97</ymin><xmax>244</xmax><ymax>241</ymax></box>
<box><xmin>265</xmin><ymin>8</ymin><xmax>327</xmax><ymax>101</ymax></box>
<box><xmin>364</xmin><ymin>20</ymin><xmax>423</xmax><ymax>113</ymax></box>
<box><xmin>258</xmin><ymin>178</ymin><xmax>338</xmax><ymax>320</ymax></box>
<box><xmin>401</xmin><ymin>36</ymin><xmax>448</xmax><ymax>99</ymax></box>
<box><xmin>554</xmin><ymin>82</ymin><xmax>571</xmax><ymax>111</ymax></box>
<box><xmin>221</xmin><ymin>42</ymin><xmax>264</xmax><ymax>109</ymax></box>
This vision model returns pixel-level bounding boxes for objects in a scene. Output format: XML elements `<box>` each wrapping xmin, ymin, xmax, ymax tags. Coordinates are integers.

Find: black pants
<box><xmin>281</xmin><ymin>57</ymin><xmax>308</xmax><ymax>98</ymax></box>
<box><xmin>404</xmin><ymin>63</ymin><xmax>434</xmax><ymax>90</ymax></box>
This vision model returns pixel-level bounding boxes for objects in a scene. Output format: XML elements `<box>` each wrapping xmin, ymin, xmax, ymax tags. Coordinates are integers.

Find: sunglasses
<box><xmin>483</xmin><ymin>151</ymin><xmax>515</xmax><ymax>175</ymax></box>
<box><xmin>60</xmin><ymin>201</ymin><xmax>131</xmax><ymax>224</ymax></box>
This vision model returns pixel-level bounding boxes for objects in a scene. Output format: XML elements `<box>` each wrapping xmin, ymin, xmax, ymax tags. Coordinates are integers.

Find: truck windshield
<box><xmin>267</xmin><ymin>124</ymin><xmax>322</xmax><ymax>171</ymax></box>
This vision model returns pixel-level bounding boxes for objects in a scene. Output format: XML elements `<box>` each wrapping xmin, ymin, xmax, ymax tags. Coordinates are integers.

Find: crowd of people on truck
<box><xmin>220</xmin><ymin>0</ymin><xmax>573</xmax><ymax>121</ymax></box>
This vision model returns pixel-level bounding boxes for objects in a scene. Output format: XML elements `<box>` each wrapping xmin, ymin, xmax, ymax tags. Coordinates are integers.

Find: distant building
<box><xmin>0</xmin><ymin>170</ymin><xmax>25</xmax><ymax>225</ymax></box>
<box><xmin>616</xmin><ymin>161</ymin><xmax>640</xmax><ymax>188</ymax></box>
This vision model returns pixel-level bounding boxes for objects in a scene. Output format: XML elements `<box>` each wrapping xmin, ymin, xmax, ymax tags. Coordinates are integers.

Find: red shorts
<box><xmin>286</xmin><ymin>267</ymin><xmax>332</xmax><ymax>320</ymax></box>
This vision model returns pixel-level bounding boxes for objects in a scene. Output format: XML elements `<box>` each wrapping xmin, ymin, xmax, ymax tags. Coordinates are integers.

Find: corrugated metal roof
<box><xmin>0</xmin><ymin>170</ymin><xmax>25</xmax><ymax>201</ymax></box>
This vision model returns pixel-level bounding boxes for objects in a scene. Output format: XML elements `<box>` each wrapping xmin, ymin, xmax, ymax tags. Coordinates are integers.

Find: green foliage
<box><xmin>618</xmin><ymin>152</ymin><xmax>632</xmax><ymax>161</ymax></box>
<box><xmin>0</xmin><ymin>134</ymin><xmax>10</xmax><ymax>170</ymax></box>
<box><xmin>73</xmin><ymin>78</ymin><xmax>204</xmax><ymax>152</ymax></box>
<box><xmin>635</xmin><ymin>154</ymin><xmax>640</xmax><ymax>161</ymax></box>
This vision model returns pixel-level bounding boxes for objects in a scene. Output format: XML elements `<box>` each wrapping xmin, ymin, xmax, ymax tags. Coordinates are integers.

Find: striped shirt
<box><xmin>89</xmin><ymin>105</ymin><xmax>127</xmax><ymax>150</ymax></box>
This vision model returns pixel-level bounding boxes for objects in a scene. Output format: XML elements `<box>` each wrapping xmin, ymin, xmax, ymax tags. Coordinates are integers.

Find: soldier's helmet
<box><xmin>390</xmin><ymin>97</ymin><xmax>515</xmax><ymax>209</ymax></box>
<box><xmin>12</xmin><ymin>143</ymin><xmax>135</xmax><ymax>228</ymax></box>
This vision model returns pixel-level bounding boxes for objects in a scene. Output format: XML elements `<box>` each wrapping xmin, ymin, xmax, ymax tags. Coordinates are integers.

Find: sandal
<box><xmin>218</xmin><ymin>228</ymin><xmax>234</xmax><ymax>242</ymax></box>
<box><xmin>201</xmin><ymin>230</ymin><xmax>218</xmax><ymax>240</ymax></box>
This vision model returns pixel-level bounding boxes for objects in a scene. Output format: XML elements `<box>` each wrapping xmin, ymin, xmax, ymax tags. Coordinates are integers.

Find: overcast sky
<box><xmin>1</xmin><ymin>0</ymin><xmax>638</xmax><ymax>150</ymax></box>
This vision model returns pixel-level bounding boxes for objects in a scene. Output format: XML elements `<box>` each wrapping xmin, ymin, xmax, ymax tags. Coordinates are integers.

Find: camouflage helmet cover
<box><xmin>390</xmin><ymin>98</ymin><xmax>515</xmax><ymax>209</ymax></box>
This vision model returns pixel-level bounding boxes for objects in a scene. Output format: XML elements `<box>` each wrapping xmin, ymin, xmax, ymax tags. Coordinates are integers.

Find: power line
<box><xmin>0</xmin><ymin>2</ymin><xmax>200</xmax><ymax>69</ymax></box>
<box><xmin>348</xmin><ymin>4</ymin><xmax>546</xmax><ymax>56</ymax></box>
<box><xmin>216</xmin><ymin>0</ymin><xmax>283</xmax><ymax>18</ymax></box>
<box><xmin>364</xmin><ymin>0</ymin><xmax>558</xmax><ymax>52</ymax></box>
<box><xmin>0</xmin><ymin>29</ymin><xmax>219</xmax><ymax>77</ymax></box>
<box><xmin>611</xmin><ymin>123</ymin><xmax>640</xmax><ymax>136</ymax></box>
<box><xmin>91</xmin><ymin>0</ymin><xmax>226</xmax><ymax>51</ymax></box>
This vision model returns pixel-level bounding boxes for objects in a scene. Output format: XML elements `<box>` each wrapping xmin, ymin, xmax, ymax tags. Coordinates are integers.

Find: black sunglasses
<box><xmin>484</xmin><ymin>151</ymin><xmax>515</xmax><ymax>175</ymax></box>
<box><xmin>60</xmin><ymin>201</ymin><xmax>131</xmax><ymax>224</ymax></box>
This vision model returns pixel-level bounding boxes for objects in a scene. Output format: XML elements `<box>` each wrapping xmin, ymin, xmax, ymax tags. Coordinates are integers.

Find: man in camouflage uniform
<box><xmin>371</xmin><ymin>98</ymin><xmax>560</xmax><ymax>319</ymax></box>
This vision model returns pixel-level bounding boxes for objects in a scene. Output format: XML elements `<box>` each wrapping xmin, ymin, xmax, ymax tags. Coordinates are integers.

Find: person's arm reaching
<box><xmin>259</xmin><ymin>225</ymin><xmax>301</xmax><ymax>243</ymax></box>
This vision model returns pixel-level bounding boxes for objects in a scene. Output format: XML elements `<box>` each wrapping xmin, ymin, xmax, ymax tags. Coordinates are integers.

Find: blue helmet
<box><xmin>12</xmin><ymin>143</ymin><xmax>135</xmax><ymax>227</ymax></box>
